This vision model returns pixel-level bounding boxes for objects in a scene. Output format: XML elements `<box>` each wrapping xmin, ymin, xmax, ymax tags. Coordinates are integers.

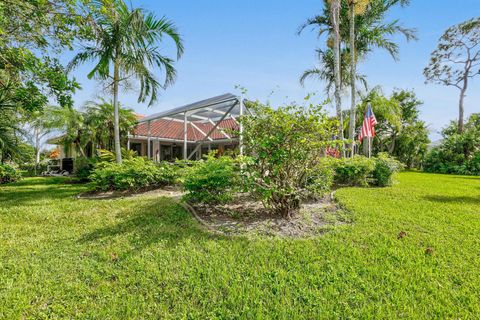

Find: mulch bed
<box><xmin>77</xmin><ymin>186</ymin><xmax>351</xmax><ymax>238</ymax></box>
<box><xmin>188</xmin><ymin>193</ymin><xmax>351</xmax><ymax>238</ymax></box>
<box><xmin>76</xmin><ymin>185</ymin><xmax>183</xmax><ymax>200</ymax></box>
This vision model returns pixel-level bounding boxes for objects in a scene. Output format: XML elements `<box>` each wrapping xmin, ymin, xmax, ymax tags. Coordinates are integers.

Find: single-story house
<box><xmin>129</xmin><ymin>93</ymin><xmax>246</xmax><ymax>161</ymax></box>
<box><xmin>47</xmin><ymin>93</ymin><xmax>247</xmax><ymax>171</ymax></box>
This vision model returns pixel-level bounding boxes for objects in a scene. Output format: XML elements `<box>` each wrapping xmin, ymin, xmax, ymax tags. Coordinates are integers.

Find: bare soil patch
<box><xmin>188</xmin><ymin>193</ymin><xmax>351</xmax><ymax>238</ymax></box>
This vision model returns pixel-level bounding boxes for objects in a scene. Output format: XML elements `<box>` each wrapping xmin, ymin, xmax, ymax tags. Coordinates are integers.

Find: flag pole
<box><xmin>368</xmin><ymin>136</ymin><xmax>372</xmax><ymax>158</ymax></box>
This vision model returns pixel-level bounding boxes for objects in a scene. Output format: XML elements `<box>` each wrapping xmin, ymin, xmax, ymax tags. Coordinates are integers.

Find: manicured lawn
<box><xmin>0</xmin><ymin>172</ymin><xmax>479</xmax><ymax>318</ymax></box>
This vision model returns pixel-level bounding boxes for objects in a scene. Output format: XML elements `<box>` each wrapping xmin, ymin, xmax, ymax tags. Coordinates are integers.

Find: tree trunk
<box><xmin>388</xmin><ymin>134</ymin><xmax>396</xmax><ymax>154</ymax></box>
<box><xmin>348</xmin><ymin>2</ymin><xmax>356</xmax><ymax>157</ymax></box>
<box><xmin>458</xmin><ymin>86</ymin><xmax>466</xmax><ymax>134</ymax></box>
<box><xmin>458</xmin><ymin>57</ymin><xmax>471</xmax><ymax>134</ymax></box>
<box><xmin>34</xmin><ymin>126</ymin><xmax>41</xmax><ymax>175</ymax></box>
<box><xmin>331</xmin><ymin>0</ymin><xmax>345</xmax><ymax>157</ymax></box>
<box><xmin>113</xmin><ymin>59</ymin><xmax>122</xmax><ymax>163</ymax></box>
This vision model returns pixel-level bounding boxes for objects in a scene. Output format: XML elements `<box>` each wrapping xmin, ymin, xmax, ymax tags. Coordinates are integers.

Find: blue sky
<box><xmin>67</xmin><ymin>0</ymin><xmax>480</xmax><ymax>141</ymax></box>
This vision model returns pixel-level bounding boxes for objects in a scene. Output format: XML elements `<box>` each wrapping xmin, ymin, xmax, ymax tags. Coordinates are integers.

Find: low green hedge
<box><xmin>0</xmin><ymin>164</ymin><xmax>22</xmax><ymax>184</ymax></box>
<box><xmin>372</xmin><ymin>153</ymin><xmax>404</xmax><ymax>187</ymax></box>
<box><xmin>305</xmin><ymin>162</ymin><xmax>336</xmax><ymax>198</ymax></box>
<box><xmin>18</xmin><ymin>163</ymin><xmax>48</xmax><ymax>177</ymax></box>
<box><xmin>331</xmin><ymin>156</ymin><xmax>376</xmax><ymax>187</ymax></box>
<box><xmin>181</xmin><ymin>154</ymin><xmax>402</xmax><ymax>206</ymax></box>
<box><xmin>89</xmin><ymin>157</ymin><xmax>177</xmax><ymax>191</ymax></box>
<box><xmin>183</xmin><ymin>155</ymin><xmax>241</xmax><ymax>204</ymax></box>
<box><xmin>329</xmin><ymin>153</ymin><xmax>403</xmax><ymax>187</ymax></box>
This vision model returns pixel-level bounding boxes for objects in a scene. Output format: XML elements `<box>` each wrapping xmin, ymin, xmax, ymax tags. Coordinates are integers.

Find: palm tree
<box><xmin>329</xmin><ymin>0</ymin><xmax>345</xmax><ymax>157</ymax></box>
<box><xmin>69</xmin><ymin>0</ymin><xmax>183</xmax><ymax>163</ymax></box>
<box><xmin>83</xmin><ymin>100</ymin><xmax>137</xmax><ymax>151</ymax></box>
<box><xmin>45</xmin><ymin>105</ymin><xmax>88</xmax><ymax>157</ymax></box>
<box><xmin>300</xmin><ymin>48</ymin><xmax>368</xmax><ymax>99</ymax></box>
<box><xmin>299</xmin><ymin>0</ymin><xmax>416</xmax><ymax>149</ymax></box>
<box><xmin>347</xmin><ymin>0</ymin><xmax>369</xmax><ymax>156</ymax></box>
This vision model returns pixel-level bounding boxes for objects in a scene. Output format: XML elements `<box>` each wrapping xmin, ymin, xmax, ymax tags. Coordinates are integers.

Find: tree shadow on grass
<box><xmin>0</xmin><ymin>183</ymin><xmax>86</xmax><ymax>208</ymax></box>
<box><xmin>77</xmin><ymin>197</ymin><xmax>225</xmax><ymax>256</ymax></box>
<box><xmin>448</xmin><ymin>176</ymin><xmax>480</xmax><ymax>181</ymax></box>
<box><xmin>10</xmin><ymin>177</ymin><xmax>77</xmax><ymax>186</ymax></box>
<box><xmin>423</xmin><ymin>195</ymin><xmax>480</xmax><ymax>205</ymax></box>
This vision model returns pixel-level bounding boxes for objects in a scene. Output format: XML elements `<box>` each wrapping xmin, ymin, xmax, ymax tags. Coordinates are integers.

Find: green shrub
<box><xmin>89</xmin><ymin>157</ymin><xmax>174</xmax><ymax>191</ymax></box>
<box><xmin>372</xmin><ymin>153</ymin><xmax>403</xmax><ymax>187</ymax></box>
<box><xmin>329</xmin><ymin>154</ymin><xmax>402</xmax><ymax>187</ymax></box>
<box><xmin>332</xmin><ymin>156</ymin><xmax>376</xmax><ymax>187</ymax></box>
<box><xmin>74</xmin><ymin>157</ymin><xmax>97</xmax><ymax>182</ymax></box>
<box><xmin>424</xmin><ymin>148</ymin><xmax>480</xmax><ymax>176</ymax></box>
<box><xmin>183</xmin><ymin>155</ymin><xmax>241</xmax><ymax>204</ymax></box>
<box><xmin>172</xmin><ymin>159</ymin><xmax>198</xmax><ymax>185</ymax></box>
<box><xmin>0</xmin><ymin>164</ymin><xmax>22</xmax><ymax>184</ymax></box>
<box><xmin>304</xmin><ymin>161</ymin><xmax>335</xmax><ymax>198</ymax></box>
<box><xmin>156</xmin><ymin>162</ymin><xmax>178</xmax><ymax>186</ymax></box>
<box><xmin>18</xmin><ymin>163</ymin><xmax>48</xmax><ymax>177</ymax></box>
<box><xmin>240</xmin><ymin>102</ymin><xmax>340</xmax><ymax>217</ymax></box>
<box><xmin>423</xmin><ymin>114</ymin><xmax>480</xmax><ymax>176</ymax></box>
<box><xmin>98</xmin><ymin>148</ymin><xmax>137</xmax><ymax>162</ymax></box>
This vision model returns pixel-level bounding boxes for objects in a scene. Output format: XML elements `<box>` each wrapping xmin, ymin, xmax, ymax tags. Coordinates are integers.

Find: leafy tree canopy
<box><xmin>299</xmin><ymin>0</ymin><xmax>416</xmax><ymax>95</ymax></box>
<box><xmin>424</xmin><ymin>17</ymin><xmax>480</xmax><ymax>133</ymax></box>
<box><xmin>352</xmin><ymin>88</ymin><xmax>430</xmax><ymax>168</ymax></box>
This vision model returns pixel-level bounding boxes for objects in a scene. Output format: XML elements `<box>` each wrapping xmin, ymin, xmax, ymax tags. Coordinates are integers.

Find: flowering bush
<box><xmin>49</xmin><ymin>149</ymin><xmax>60</xmax><ymax>159</ymax></box>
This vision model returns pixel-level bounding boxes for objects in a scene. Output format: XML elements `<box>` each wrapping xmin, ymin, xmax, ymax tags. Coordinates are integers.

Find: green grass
<box><xmin>0</xmin><ymin>172</ymin><xmax>479</xmax><ymax>318</ymax></box>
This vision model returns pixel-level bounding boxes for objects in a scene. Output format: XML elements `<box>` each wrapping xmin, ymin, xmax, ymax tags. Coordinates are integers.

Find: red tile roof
<box><xmin>133</xmin><ymin>118</ymin><xmax>238</xmax><ymax>142</ymax></box>
<box><xmin>134</xmin><ymin>113</ymin><xmax>146</xmax><ymax>120</ymax></box>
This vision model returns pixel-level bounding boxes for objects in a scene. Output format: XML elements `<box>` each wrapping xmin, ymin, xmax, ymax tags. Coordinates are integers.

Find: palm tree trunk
<box><xmin>348</xmin><ymin>2</ymin><xmax>356</xmax><ymax>157</ymax></box>
<box><xmin>113</xmin><ymin>59</ymin><xmax>122</xmax><ymax>163</ymax></box>
<box><xmin>331</xmin><ymin>0</ymin><xmax>345</xmax><ymax>157</ymax></box>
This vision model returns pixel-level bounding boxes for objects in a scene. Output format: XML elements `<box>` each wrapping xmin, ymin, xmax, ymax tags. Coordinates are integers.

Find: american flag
<box><xmin>358</xmin><ymin>104</ymin><xmax>377</xmax><ymax>142</ymax></box>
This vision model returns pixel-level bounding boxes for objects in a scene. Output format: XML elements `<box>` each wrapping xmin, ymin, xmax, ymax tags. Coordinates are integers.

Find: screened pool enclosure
<box><xmin>127</xmin><ymin>93</ymin><xmax>247</xmax><ymax>161</ymax></box>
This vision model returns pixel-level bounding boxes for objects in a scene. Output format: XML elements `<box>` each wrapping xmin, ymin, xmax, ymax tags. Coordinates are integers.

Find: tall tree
<box><xmin>347</xmin><ymin>0</ymin><xmax>369</xmax><ymax>156</ymax></box>
<box><xmin>299</xmin><ymin>0</ymin><xmax>416</xmax><ymax>150</ymax></box>
<box><xmin>83</xmin><ymin>100</ymin><xmax>137</xmax><ymax>151</ymax></box>
<box><xmin>330</xmin><ymin>0</ymin><xmax>346</xmax><ymax>156</ymax></box>
<box><xmin>69</xmin><ymin>0</ymin><xmax>184</xmax><ymax>163</ymax></box>
<box><xmin>353</xmin><ymin>87</ymin><xmax>429</xmax><ymax>167</ymax></box>
<box><xmin>0</xmin><ymin>0</ymin><xmax>84</xmax><ymax>162</ymax></box>
<box><xmin>424</xmin><ymin>17</ymin><xmax>480</xmax><ymax>133</ymax></box>
<box><xmin>46</xmin><ymin>105</ymin><xmax>87</xmax><ymax>157</ymax></box>
<box><xmin>24</xmin><ymin>111</ymin><xmax>53</xmax><ymax>168</ymax></box>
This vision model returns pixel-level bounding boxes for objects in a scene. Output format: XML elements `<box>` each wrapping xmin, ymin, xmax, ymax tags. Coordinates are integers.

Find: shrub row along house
<box><xmin>47</xmin><ymin>94</ymin><xmax>247</xmax><ymax>171</ymax></box>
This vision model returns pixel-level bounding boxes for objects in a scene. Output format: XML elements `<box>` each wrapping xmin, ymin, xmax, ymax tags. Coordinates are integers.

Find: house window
<box><xmin>130</xmin><ymin>143</ymin><xmax>142</xmax><ymax>156</ymax></box>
